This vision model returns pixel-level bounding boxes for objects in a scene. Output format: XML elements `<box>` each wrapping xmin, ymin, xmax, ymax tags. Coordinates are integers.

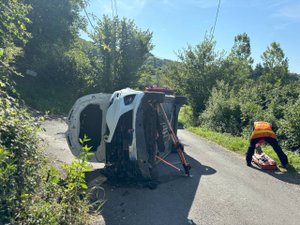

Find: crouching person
<box><xmin>246</xmin><ymin>121</ymin><xmax>288</xmax><ymax>168</ymax></box>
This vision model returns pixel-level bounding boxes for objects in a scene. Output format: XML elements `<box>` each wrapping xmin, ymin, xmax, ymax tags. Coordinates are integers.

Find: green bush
<box><xmin>1</xmin><ymin>1</ymin><xmax>101</xmax><ymax>222</ymax></box>
<box><xmin>0</xmin><ymin>77</ymin><xmax>43</xmax><ymax>223</ymax></box>
<box><xmin>278</xmin><ymin>99</ymin><xmax>300</xmax><ymax>153</ymax></box>
<box><xmin>178</xmin><ymin>105</ymin><xmax>197</xmax><ymax>127</ymax></box>
<box><xmin>200</xmin><ymin>81</ymin><xmax>242</xmax><ymax>135</ymax></box>
<box><xmin>19</xmin><ymin>135</ymin><xmax>95</xmax><ymax>225</ymax></box>
<box><xmin>15</xmin><ymin>76</ymin><xmax>77</xmax><ymax>114</ymax></box>
<box><xmin>1</xmin><ymin>77</ymin><xmax>101</xmax><ymax>224</ymax></box>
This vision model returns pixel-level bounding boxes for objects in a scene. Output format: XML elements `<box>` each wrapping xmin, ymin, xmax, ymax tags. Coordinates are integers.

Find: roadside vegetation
<box><xmin>0</xmin><ymin>0</ymin><xmax>102</xmax><ymax>224</ymax></box>
<box><xmin>169</xmin><ymin>33</ymin><xmax>300</xmax><ymax>172</ymax></box>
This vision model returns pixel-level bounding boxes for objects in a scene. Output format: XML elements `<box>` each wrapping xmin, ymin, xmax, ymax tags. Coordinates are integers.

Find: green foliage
<box><xmin>16</xmin><ymin>12</ymin><xmax>153</xmax><ymax>113</ymax></box>
<box><xmin>90</xmin><ymin>16</ymin><xmax>153</xmax><ymax>92</ymax></box>
<box><xmin>237</xmin><ymin>82</ymin><xmax>277</xmax><ymax>131</ymax></box>
<box><xmin>16</xmin><ymin>38</ymin><xmax>102</xmax><ymax>114</ymax></box>
<box><xmin>12</xmin><ymin>135</ymin><xmax>96</xmax><ymax>225</ymax></box>
<box><xmin>178</xmin><ymin>33</ymin><xmax>300</xmax><ymax>154</ymax></box>
<box><xmin>175</xmin><ymin>36</ymin><xmax>222</xmax><ymax>116</ymax></box>
<box><xmin>0</xmin><ymin>3</ymin><xmax>29</xmax><ymax>219</ymax></box>
<box><xmin>278</xmin><ymin>98</ymin><xmax>300</xmax><ymax>153</ymax></box>
<box><xmin>200</xmin><ymin>81</ymin><xmax>242</xmax><ymax>135</ymax></box>
<box><xmin>54</xmin><ymin>135</ymin><xmax>93</xmax><ymax>224</ymax></box>
<box><xmin>138</xmin><ymin>53</ymin><xmax>172</xmax><ymax>88</ymax></box>
<box><xmin>62</xmin><ymin>39</ymin><xmax>98</xmax><ymax>95</ymax></box>
<box><xmin>0</xmin><ymin>94</ymin><xmax>98</xmax><ymax>224</ymax></box>
<box><xmin>178</xmin><ymin>105</ymin><xmax>195</xmax><ymax>127</ymax></box>
<box><xmin>1</xmin><ymin>2</ymin><xmax>101</xmax><ymax>222</ymax></box>
<box><xmin>260</xmin><ymin>42</ymin><xmax>289</xmax><ymax>84</ymax></box>
<box><xmin>15</xmin><ymin>76</ymin><xmax>76</xmax><ymax>113</ymax></box>
<box><xmin>237</xmin><ymin>81</ymin><xmax>300</xmax><ymax>134</ymax></box>
<box><xmin>219</xmin><ymin>33</ymin><xmax>253</xmax><ymax>91</ymax></box>
<box><xmin>14</xmin><ymin>0</ymin><xmax>92</xmax><ymax>113</ymax></box>
<box><xmin>23</xmin><ymin>0</ymin><xmax>87</xmax><ymax>56</ymax></box>
<box><xmin>137</xmin><ymin>64</ymin><xmax>156</xmax><ymax>88</ymax></box>
<box><xmin>0</xmin><ymin>0</ymin><xmax>31</xmax><ymax>63</ymax></box>
<box><xmin>220</xmin><ymin>57</ymin><xmax>252</xmax><ymax>91</ymax></box>
<box><xmin>19</xmin><ymin>0</ymin><xmax>88</xmax><ymax>80</ymax></box>
<box><xmin>143</xmin><ymin>53</ymin><xmax>171</xmax><ymax>68</ymax></box>
<box><xmin>251</xmin><ymin>63</ymin><xmax>263</xmax><ymax>79</ymax></box>
<box><xmin>0</xmin><ymin>76</ymin><xmax>44</xmax><ymax>223</ymax></box>
<box><xmin>0</xmin><ymin>2</ymin><xmax>42</xmax><ymax>219</ymax></box>
<box><xmin>230</xmin><ymin>33</ymin><xmax>253</xmax><ymax>63</ymax></box>
<box><xmin>159</xmin><ymin>61</ymin><xmax>185</xmax><ymax>94</ymax></box>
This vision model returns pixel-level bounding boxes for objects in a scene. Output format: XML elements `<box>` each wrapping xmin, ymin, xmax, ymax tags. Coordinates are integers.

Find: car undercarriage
<box><xmin>66</xmin><ymin>88</ymin><xmax>188</xmax><ymax>180</ymax></box>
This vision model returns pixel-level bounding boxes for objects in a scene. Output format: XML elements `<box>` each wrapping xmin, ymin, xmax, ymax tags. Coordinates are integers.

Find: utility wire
<box><xmin>114</xmin><ymin>0</ymin><xmax>118</xmax><ymax>17</ymax></box>
<box><xmin>83</xmin><ymin>7</ymin><xmax>96</xmax><ymax>31</ymax></box>
<box><xmin>210</xmin><ymin>0</ymin><xmax>221</xmax><ymax>39</ymax></box>
<box><xmin>111</xmin><ymin>0</ymin><xmax>114</xmax><ymax>17</ymax></box>
<box><xmin>111</xmin><ymin>0</ymin><xmax>118</xmax><ymax>17</ymax></box>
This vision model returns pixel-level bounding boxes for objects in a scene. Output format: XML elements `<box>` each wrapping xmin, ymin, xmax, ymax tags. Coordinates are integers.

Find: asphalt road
<box><xmin>41</xmin><ymin>119</ymin><xmax>300</xmax><ymax>225</ymax></box>
<box><xmin>100</xmin><ymin>129</ymin><xmax>300</xmax><ymax>225</ymax></box>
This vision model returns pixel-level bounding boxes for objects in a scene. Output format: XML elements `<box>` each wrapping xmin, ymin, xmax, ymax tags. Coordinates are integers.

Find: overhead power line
<box><xmin>111</xmin><ymin>0</ymin><xmax>118</xmax><ymax>17</ymax></box>
<box><xmin>83</xmin><ymin>7</ymin><xmax>96</xmax><ymax>31</ymax></box>
<box><xmin>211</xmin><ymin>0</ymin><xmax>221</xmax><ymax>39</ymax></box>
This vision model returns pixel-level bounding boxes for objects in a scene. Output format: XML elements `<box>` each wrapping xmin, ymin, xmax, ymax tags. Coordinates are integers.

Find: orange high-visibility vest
<box><xmin>250</xmin><ymin>121</ymin><xmax>277</xmax><ymax>139</ymax></box>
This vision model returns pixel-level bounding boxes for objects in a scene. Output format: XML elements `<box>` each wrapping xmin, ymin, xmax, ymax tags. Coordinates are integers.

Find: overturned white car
<box><xmin>66</xmin><ymin>88</ymin><xmax>187</xmax><ymax>180</ymax></box>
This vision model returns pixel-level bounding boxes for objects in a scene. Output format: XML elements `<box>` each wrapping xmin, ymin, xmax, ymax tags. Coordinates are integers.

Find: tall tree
<box><xmin>261</xmin><ymin>42</ymin><xmax>288</xmax><ymax>84</ymax></box>
<box><xmin>177</xmin><ymin>36</ymin><xmax>222</xmax><ymax>116</ymax></box>
<box><xmin>18</xmin><ymin>0</ymin><xmax>87</xmax><ymax>81</ymax></box>
<box><xmin>230</xmin><ymin>33</ymin><xmax>253</xmax><ymax>62</ymax></box>
<box><xmin>221</xmin><ymin>33</ymin><xmax>253</xmax><ymax>89</ymax></box>
<box><xmin>90</xmin><ymin>16</ymin><xmax>153</xmax><ymax>92</ymax></box>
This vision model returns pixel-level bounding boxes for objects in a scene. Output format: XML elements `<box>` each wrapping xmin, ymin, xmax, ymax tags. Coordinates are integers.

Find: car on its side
<box><xmin>66</xmin><ymin>88</ymin><xmax>187</xmax><ymax>180</ymax></box>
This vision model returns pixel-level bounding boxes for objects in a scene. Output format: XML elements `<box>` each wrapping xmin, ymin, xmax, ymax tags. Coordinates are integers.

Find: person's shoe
<box><xmin>247</xmin><ymin>162</ymin><xmax>252</xmax><ymax>167</ymax></box>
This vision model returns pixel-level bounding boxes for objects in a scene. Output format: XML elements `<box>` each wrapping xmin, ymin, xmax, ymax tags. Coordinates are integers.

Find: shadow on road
<box><xmin>249</xmin><ymin>164</ymin><xmax>300</xmax><ymax>185</ymax></box>
<box><xmin>95</xmin><ymin>153</ymin><xmax>216</xmax><ymax>225</ymax></box>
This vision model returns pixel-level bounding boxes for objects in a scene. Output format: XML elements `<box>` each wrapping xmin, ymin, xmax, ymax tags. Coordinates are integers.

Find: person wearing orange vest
<box><xmin>246</xmin><ymin>121</ymin><xmax>288</xmax><ymax>167</ymax></box>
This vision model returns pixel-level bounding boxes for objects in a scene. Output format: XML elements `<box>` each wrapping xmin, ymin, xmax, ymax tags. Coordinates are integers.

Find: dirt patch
<box><xmin>39</xmin><ymin>117</ymin><xmax>74</xmax><ymax>164</ymax></box>
<box><xmin>39</xmin><ymin>116</ymin><xmax>105</xmax><ymax>168</ymax></box>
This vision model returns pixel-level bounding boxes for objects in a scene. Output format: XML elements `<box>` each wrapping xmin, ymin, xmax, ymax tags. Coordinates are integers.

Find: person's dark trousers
<box><xmin>246</xmin><ymin>137</ymin><xmax>288</xmax><ymax>166</ymax></box>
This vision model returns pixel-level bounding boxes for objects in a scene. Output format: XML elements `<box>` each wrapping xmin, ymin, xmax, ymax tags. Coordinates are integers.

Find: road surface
<box><xmin>41</xmin><ymin>119</ymin><xmax>300</xmax><ymax>225</ymax></box>
<box><xmin>101</xmin><ymin>129</ymin><xmax>300</xmax><ymax>225</ymax></box>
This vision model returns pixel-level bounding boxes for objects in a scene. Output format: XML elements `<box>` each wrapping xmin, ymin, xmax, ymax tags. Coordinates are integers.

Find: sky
<box><xmin>83</xmin><ymin>0</ymin><xmax>300</xmax><ymax>73</ymax></box>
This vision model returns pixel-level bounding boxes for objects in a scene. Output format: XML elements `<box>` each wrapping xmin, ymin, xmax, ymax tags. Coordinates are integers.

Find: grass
<box><xmin>187</xmin><ymin>126</ymin><xmax>300</xmax><ymax>172</ymax></box>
